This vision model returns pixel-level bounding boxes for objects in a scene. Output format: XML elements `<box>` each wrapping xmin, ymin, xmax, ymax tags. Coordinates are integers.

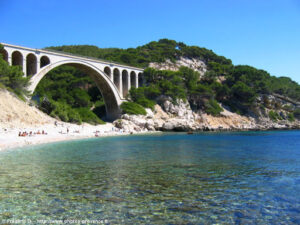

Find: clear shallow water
<box><xmin>0</xmin><ymin>131</ymin><xmax>300</xmax><ymax>224</ymax></box>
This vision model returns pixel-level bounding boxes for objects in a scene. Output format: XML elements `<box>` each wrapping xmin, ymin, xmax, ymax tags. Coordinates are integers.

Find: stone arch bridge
<box><xmin>0</xmin><ymin>43</ymin><xmax>144</xmax><ymax>120</ymax></box>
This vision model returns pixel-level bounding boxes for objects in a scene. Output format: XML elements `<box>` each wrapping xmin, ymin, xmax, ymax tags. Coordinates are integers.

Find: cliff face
<box><xmin>115</xmin><ymin>56</ymin><xmax>300</xmax><ymax>132</ymax></box>
<box><xmin>114</xmin><ymin>96</ymin><xmax>300</xmax><ymax>133</ymax></box>
<box><xmin>149</xmin><ymin>56</ymin><xmax>207</xmax><ymax>77</ymax></box>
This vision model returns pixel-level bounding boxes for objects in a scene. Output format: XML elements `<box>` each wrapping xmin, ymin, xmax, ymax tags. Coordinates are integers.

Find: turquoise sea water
<box><xmin>0</xmin><ymin>131</ymin><xmax>300</xmax><ymax>224</ymax></box>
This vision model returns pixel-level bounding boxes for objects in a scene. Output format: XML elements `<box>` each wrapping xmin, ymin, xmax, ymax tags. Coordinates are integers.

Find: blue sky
<box><xmin>1</xmin><ymin>0</ymin><xmax>300</xmax><ymax>83</ymax></box>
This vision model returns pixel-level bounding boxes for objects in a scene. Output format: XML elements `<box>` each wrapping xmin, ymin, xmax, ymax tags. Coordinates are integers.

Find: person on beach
<box><xmin>20</xmin><ymin>131</ymin><xmax>28</xmax><ymax>137</ymax></box>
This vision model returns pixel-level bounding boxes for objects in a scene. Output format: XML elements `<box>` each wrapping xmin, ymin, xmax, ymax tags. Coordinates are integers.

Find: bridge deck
<box><xmin>1</xmin><ymin>42</ymin><xmax>144</xmax><ymax>71</ymax></box>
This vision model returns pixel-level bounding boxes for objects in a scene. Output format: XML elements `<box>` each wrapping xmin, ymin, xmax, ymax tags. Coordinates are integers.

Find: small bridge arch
<box><xmin>0</xmin><ymin>48</ymin><xmax>8</xmax><ymax>61</ymax></box>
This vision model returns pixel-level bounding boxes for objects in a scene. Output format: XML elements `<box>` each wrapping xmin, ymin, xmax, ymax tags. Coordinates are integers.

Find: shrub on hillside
<box><xmin>288</xmin><ymin>113</ymin><xmax>295</xmax><ymax>122</ymax></box>
<box><xmin>49</xmin><ymin>101</ymin><xmax>72</xmax><ymax>122</ymax></box>
<box><xmin>136</xmin><ymin>98</ymin><xmax>155</xmax><ymax>110</ymax></box>
<box><xmin>268</xmin><ymin>110</ymin><xmax>282</xmax><ymax>121</ymax></box>
<box><xmin>129</xmin><ymin>87</ymin><xmax>156</xmax><ymax>110</ymax></box>
<box><xmin>204</xmin><ymin>99</ymin><xmax>223</xmax><ymax>116</ymax></box>
<box><xmin>67</xmin><ymin>108</ymin><xmax>82</xmax><ymax>124</ymax></box>
<box><xmin>293</xmin><ymin>108</ymin><xmax>300</xmax><ymax>120</ymax></box>
<box><xmin>121</xmin><ymin>102</ymin><xmax>146</xmax><ymax>115</ymax></box>
<box><xmin>76</xmin><ymin>107</ymin><xmax>105</xmax><ymax>124</ymax></box>
<box><xmin>231</xmin><ymin>81</ymin><xmax>256</xmax><ymax>104</ymax></box>
<box><xmin>39</xmin><ymin>98</ymin><xmax>106</xmax><ymax>124</ymax></box>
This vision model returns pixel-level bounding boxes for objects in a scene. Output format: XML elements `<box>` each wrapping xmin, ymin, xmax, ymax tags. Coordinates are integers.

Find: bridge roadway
<box><xmin>1</xmin><ymin>43</ymin><xmax>144</xmax><ymax>120</ymax></box>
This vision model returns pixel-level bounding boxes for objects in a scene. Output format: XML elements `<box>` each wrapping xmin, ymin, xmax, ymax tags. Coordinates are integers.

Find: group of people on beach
<box><xmin>94</xmin><ymin>127</ymin><xmax>126</xmax><ymax>137</ymax></box>
<box><xmin>18</xmin><ymin>130</ymin><xmax>47</xmax><ymax>137</ymax></box>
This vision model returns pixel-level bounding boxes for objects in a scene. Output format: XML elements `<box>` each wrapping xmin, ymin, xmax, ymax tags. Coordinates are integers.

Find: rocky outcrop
<box><xmin>149</xmin><ymin>57</ymin><xmax>207</xmax><ymax>77</ymax></box>
<box><xmin>114</xmin><ymin>96</ymin><xmax>300</xmax><ymax>132</ymax></box>
<box><xmin>122</xmin><ymin>56</ymin><xmax>300</xmax><ymax>131</ymax></box>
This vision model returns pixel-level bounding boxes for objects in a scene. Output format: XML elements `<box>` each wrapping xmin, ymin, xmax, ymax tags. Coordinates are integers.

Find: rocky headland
<box><xmin>115</xmin><ymin>56</ymin><xmax>300</xmax><ymax>133</ymax></box>
<box><xmin>114</xmin><ymin>95</ymin><xmax>300</xmax><ymax>133</ymax></box>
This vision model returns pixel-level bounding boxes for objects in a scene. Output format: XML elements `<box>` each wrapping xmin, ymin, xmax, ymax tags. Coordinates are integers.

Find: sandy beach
<box><xmin>0</xmin><ymin>121</ymin><xmax>153</xmax><ymax>151</ymax></box>
<box><xmin>0</xmin><ymin>89</ymin><xmax>153</xmax><ymax>151</ymax></box>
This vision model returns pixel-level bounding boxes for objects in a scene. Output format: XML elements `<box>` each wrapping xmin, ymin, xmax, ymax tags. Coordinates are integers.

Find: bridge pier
<box><xmin>135</xmin><ymin>73</ymin><xmax>139</xmax><ymax>88</ymax></box>
<box><xmin>128</xmin><ymin>73</ymin><xmax>131</xmax><ymax>95</ymax></box>
<box><xmin>8</xmin><ymin>56</ymin><xmax>12</xmax><ymax>66</ymax></box>
<box><xmin>119</xmin><ymin>72</ymin><xmax>123</xmax><ymax>98</ymax></box>
<box><xmin>36</xmin><ymin>58</ymin><xmax>41</xmax><ymax>73</ymax></box>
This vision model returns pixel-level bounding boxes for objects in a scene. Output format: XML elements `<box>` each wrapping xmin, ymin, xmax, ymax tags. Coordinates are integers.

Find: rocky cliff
<box><xmin>114</xmin><ymin>95</ymin><xmax>300</xmax><ymax>133</ymax></box>
<box><xmin>149</xmin><ymin>56</ymin><xmax>207</xmax><ymax>77</ymax></box>
<box><xmin>115</xmin><ymin>55</ymin><xmax>300</xmax><ymax>132</ymax></box>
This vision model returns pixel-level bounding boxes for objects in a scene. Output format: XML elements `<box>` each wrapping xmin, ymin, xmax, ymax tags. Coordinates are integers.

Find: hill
<box><xmin>2</xmin><ymin>40</ymin><xmax>300</xmax><ymax>128</ymax></box>
<box><xmin>44</xmin><ymin>39</ymin><xmax>300</xmax><ymax>123</ymax></box>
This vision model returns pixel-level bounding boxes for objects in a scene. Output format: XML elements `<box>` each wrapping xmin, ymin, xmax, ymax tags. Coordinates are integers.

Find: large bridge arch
<box><xmin>29</xmin><ymin>60</ymin><xmax>123</xmax><ymax>121</ymax></box>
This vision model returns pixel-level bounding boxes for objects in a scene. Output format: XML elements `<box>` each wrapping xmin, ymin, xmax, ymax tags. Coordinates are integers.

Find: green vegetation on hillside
<box><xmin>129</xmin><ymin>67</ymin><xmax>224</xmax><ymax>115</ymax></box>
<box><xmin>34</xmin><ymin>66</ymin><xmax>105</xmax><ymax>124</ymax></box>
<box><xmin>131</xmin><ymin>63</ymin><xmax>300</xmax><ymax>116</ymax></box>
<box><xmin>120</xmin><ymin>102</ymin><xmax>147</xmax><ymax>115</ymax></box>
<box><xmin>46</xmin><ymin>39</ymin><xmax>232</xmax><ymax>68</ymax></box>
<box><xmin>46</xmin><ymin>39</ymin><xmax>300</xmax><ymax>117</ymax></box>
<box><xmin>2</xmin><ymin>40</ymin><xmax>300</xmax><ymax>122</ymax></box>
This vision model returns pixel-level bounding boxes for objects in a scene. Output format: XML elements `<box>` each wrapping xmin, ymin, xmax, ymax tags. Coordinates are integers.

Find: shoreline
<box><xmin>1</xmin><ymin>88</ymin><xmax>300</xmax><ymax>152</ymax></box>
<box><xmin>0</xmin><ymin>122</ymin><xmax>157</xmax><ymax>152</ymax></box>
<box><xmin>1</xmin><ymin>121</ymin><xmax>299</xmax><ymax>152</ymax></box>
